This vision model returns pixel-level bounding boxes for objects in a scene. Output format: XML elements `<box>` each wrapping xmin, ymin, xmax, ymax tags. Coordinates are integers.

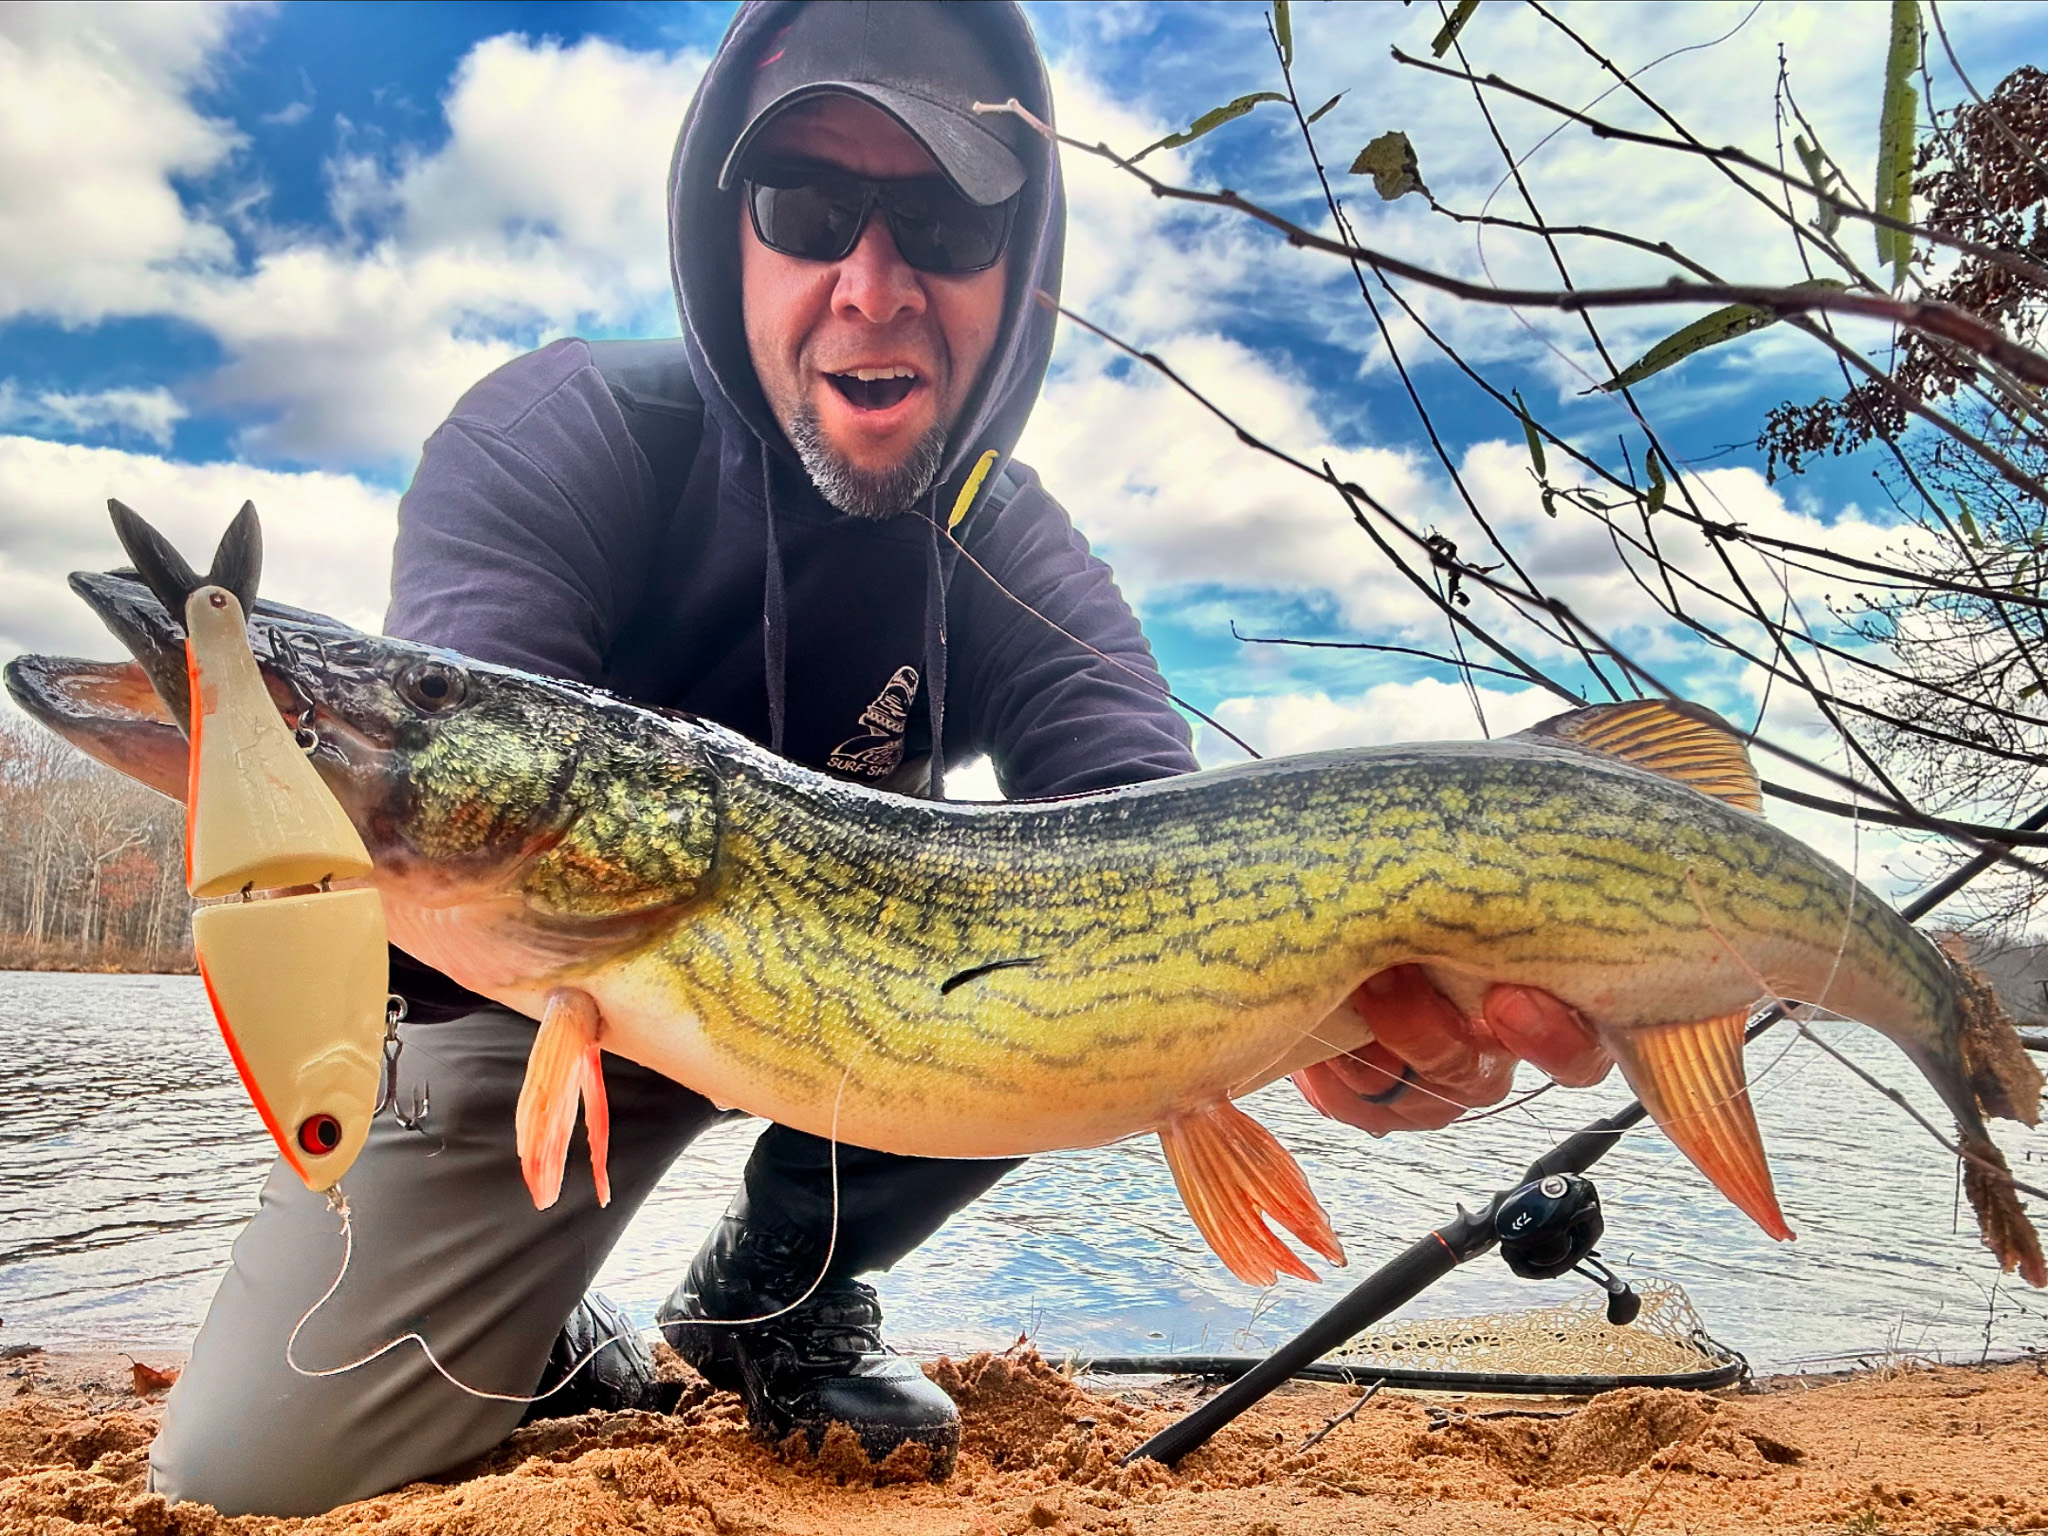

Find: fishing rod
<box><xmin>1122</xmin><ymin>863</ymin><xmax>2008</xmax><ymax>1466</ymax></box>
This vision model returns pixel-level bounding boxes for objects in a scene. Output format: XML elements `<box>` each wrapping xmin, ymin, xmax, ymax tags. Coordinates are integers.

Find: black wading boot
<box><xmin>521</xmin><ymin>1291</ymin><xmax>683</xmax><ymax>1424</ymax></box>
<box><xmin>655</xmin><ymin>1215</ymin><xmax>960</xmax><ymax>1476</ymax></box>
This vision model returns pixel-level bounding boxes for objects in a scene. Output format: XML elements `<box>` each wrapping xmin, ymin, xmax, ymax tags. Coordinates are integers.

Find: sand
<box><xmin>4</xmin><ymin>1343</ymin><xmax>2046</xmax><ymax>1535</ymax></box>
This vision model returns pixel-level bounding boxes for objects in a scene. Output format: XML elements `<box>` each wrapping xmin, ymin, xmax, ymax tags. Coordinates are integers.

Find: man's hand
<box><xmin>1292</xmin><ymin>965</ymin><xmax>1610</xmax><ymax>1136</ymax></box>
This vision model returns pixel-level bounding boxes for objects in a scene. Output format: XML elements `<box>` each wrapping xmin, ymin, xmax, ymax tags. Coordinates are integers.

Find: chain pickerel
<box><xmin>8</xmin><ymin>515</ymin><xmax>2043</xmax><ymax>1288</ymax></box>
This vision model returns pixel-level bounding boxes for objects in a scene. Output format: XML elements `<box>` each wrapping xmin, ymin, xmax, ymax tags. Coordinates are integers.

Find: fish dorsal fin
<box><xmin>1517</xmin><ymin>700</ymin><xmax>1762</xmax><ymax>813</ymax></box>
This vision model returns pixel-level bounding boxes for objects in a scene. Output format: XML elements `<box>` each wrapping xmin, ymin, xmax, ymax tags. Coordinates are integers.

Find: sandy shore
<box><xmin>4</xmin><ymin>1343</ymin><xmax>2046</xmax><ymax>1534</ymax></box>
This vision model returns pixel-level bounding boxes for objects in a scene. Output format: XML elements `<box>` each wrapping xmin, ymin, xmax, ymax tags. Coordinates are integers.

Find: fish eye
<box><xmin>397</xmin><ymin>660</ymin><xmax>468</xmax><ymax>713</ymax></box>
<box><xmin>296</xmin><ymin>1113</ymin><xmax>343</xmax><ymax>1155</ymax></box>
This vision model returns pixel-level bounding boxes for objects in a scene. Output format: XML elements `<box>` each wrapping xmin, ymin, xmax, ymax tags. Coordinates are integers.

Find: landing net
<box><xmin>1321</xmin><ymin>1279</ymin><xmax>1744</xmax><ymax>1390</ymax></box>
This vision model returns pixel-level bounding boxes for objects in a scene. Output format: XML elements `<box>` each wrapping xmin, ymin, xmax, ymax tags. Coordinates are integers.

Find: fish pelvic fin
<box><xmin>1518</xmin><ymin>699</ymin><xmax>1761</xmax><ymax>813</ymax></box>
<box><xmin>1606</xmin><ymin>1009</ymin><xmax>1794</xmax><ymax>1242</ymax></box>
<box><xmin>516</xmin><ymin>987</ymin><xmax>611</xmax><ymax>1210</ymax></box>
<box><xmin>1158</xmin><ymin>1099</ymin><xmax>1345</xmax><ymax>1287</ymax></box>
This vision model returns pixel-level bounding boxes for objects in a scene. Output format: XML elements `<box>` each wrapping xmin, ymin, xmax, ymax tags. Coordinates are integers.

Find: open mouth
<box><xmin>826</xmin><ymin>365</ymin><xmax>921</xmax><ymax>412</ymax></box>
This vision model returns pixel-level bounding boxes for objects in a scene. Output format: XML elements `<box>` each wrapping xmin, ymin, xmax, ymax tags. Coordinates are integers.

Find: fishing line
<box><xmin>1748</xmin><ymin>532</ymin><xmax>1868</xmax><ymax>1029</ymax></box>
<box><xmin>1798</xmin><ymin>1024</ymin><xmax>2048</xmax><ymax>1203</ymax></box>
<box><xmin>939</xmin><ymin>525</ymin><xmax>1263</xmax><ymax>761</ymax></box>
<box><xmin>1280</xmin><ymin>1011</ymin><xmax>1517</xmax><ymax>1130</ymax></box>
<box><xmin>285</xmin><ymin>1068</ymin><xmax>856</xmax><ymax>1406</ymax></box>
<box><xmin>1810</xmin><ymin>797</ymin><xmax>1867</xmax><ymax>1023</ymax></box>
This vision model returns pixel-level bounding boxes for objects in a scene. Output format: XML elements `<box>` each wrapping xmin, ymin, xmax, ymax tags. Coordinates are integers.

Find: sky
<box><xmin>3</xmin><ymin>0</ymin><xmax>2044</xmax><ymax>903</ymax></box>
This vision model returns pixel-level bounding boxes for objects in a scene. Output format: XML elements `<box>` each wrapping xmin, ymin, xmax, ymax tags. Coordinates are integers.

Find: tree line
<box><xmin>0</xmin><ymin>710</ymin><xmax>192</xmax><ymax>972</ymax></box>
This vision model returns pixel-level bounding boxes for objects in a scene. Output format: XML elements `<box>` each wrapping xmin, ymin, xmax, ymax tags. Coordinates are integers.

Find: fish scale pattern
<box><xmin>593</xmin><ymin>734</ymin><xmax>1952</xmax><ymax>1158</ymax></box>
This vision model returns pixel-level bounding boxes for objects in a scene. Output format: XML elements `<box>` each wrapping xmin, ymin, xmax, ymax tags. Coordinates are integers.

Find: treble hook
<box><xmin>373</xmin><ymin>994</ymin><xmax>432</xmax><ymax>1133</ymax></box>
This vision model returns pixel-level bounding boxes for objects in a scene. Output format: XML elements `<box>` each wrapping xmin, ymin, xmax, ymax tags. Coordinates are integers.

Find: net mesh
<box><xmin>1323</xmin><ymin>1280</ymin><xmax>1734</xmax><ymax>1379</ymax></box>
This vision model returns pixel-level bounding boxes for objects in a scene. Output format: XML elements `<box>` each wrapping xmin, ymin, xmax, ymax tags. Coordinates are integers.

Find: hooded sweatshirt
<box><xmin>384</xmin><ymin>2</ymin><xmax>1195</xmax><ymax>1009</ymax></box>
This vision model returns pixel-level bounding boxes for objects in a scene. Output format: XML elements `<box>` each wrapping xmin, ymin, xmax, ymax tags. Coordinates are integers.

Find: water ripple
<box><xmin>1</xmin><ymin>970</ymin><xmax>2043</xmax><ymax>1367</ymax></box>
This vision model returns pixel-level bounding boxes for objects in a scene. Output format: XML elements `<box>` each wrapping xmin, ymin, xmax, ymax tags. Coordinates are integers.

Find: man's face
<box><xmin>740</xmin><ymin>94</ymin><xmax>1010</xmax><ymax>518</ymax></box>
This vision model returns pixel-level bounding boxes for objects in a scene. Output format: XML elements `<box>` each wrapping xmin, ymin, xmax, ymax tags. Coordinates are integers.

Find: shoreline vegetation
<box><xmin>0</xmin><ymin>945</ymin><xmax>197</xmax><ymax>975</ymax></box>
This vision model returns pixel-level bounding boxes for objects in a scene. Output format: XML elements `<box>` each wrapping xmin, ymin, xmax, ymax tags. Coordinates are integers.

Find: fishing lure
<box><xmin>113</xmin><ymin>502</ymin><xmax>389</xmax><ymax>1189</ymax></box>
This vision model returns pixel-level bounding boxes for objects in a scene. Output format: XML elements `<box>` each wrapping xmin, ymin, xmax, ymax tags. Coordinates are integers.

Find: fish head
<box><xmin>9</xmin><ymin>571</ymin><xmax>724</xmax><ymax>955</ymax></box>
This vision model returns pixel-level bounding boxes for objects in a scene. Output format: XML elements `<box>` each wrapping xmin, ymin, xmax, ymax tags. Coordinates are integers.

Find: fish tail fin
<box><xmin>1159</xmin><ymin>1099</ymin><xmax>1344</xmax><ymax>1286</ymax></box>
<box><xmin>1938</xmin><ymin>934</ymin><xmax>2045</xmax><ymax>1128</ymax></box>
<box><xmin>1927</xmin><ymin>936</ymin><xmax>2046</xmax><ymax>1286</ymax></box>
<box><xmin>1606</xmin><ymin>1008</ymin><xmax>1793</xmax><ymax>1241</ymax></box>
<box><xmin>516</xmin><ymin>988</ymin><xmax>603</xmax><ymax>1211</ymax></box>
<box><xmin>1963</xmin><ymin>1135</ymin><xmax>2048</xmax><ymax>1287</ymax></box>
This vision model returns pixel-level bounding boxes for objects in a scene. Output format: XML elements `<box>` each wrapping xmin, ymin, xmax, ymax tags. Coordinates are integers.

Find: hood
<box><xmin>666</xmin><ymin>0</ymin><xmax>1064</xmax><ymax>523</ymax></box>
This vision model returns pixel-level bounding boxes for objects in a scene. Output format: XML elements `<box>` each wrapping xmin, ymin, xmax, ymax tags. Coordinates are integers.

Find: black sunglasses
<box><xmin>743</xmin><ymin>162</ymin><xmax>1017</xmax><ymax>275</ymax></box>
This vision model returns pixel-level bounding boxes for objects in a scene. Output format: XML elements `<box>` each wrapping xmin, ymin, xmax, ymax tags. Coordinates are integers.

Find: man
<box><xmin>149</xmin><ymin>1</ymin><xmax>1600</xmax><ymax>1514</ymax></box>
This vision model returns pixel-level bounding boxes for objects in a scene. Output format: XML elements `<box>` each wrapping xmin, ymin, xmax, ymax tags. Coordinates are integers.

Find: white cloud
<box><xmin>0</xmin><ymin>19</ymin><xmax>707</xmax><ymax>471</ymax></box>
<box><xmin>0</xmin><ymin>435</ymin><xmax>398</xmax><ymax>673</ymax></box>
<box><xmin>0</xmin><ymin>383</ymin><xmax>188</xmax><ymax>447</ymax></box>
<box><xmin>1020</xmin><ymin>331</ymin><xmax>1448</xmax><ymax>635</ymax></box>
<box><xmin>1199</xmin><ymin>677</ymin><xmax>1566</xmax><ymax>762</ymax></box>
<box><xmin>0</xmin><ymin>2</ymin><xmax>243</xmax><ymax>323</ymax></box>
<box><xmin>185</xmin><ymin>33</ymin><xmax>710</xmax><ymax>468</ymax></box>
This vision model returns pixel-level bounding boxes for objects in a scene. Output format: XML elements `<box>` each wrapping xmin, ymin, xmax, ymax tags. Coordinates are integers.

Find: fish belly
<box><xmin>583</xmin><ymin>953</ymin><xmax>1375</xmax><ymax>1158</ymax></box>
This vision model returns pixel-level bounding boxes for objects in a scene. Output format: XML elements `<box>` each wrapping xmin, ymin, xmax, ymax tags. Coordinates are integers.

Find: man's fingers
<box><xmin>1482</xmin><ymin>984</ymin><xmax>1612</xmax><ymax>1087</ymax></box>
<box><xmin>1294</xmin><ymin>971</ymin><xmax>1610</xmax><ymax>1138</ymax></box>
<box><xmin>1355</xmin><ymin>965</ymin><xmax>1513</xmax><ymax>1100</ymax></box>
<box><xmin>1292</xmin><ymin>1051</ymin><xmax>1466</xmax><ymax>1135</ymax></box>
<box><xmin>1294</xmin><ymin>1040</ymin><xmax>1492</xmax><ymax>1135</ymax></box>
<box><xmin>1292</xmin><ymin>1060</ymin><xmax>1405</xmax><ymax>1136</ymax></box>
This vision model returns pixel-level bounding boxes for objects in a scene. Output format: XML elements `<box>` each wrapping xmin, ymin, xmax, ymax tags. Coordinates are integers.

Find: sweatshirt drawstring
<box><xmin>761</xmin><ymin>440</ymin><xmax>788</xmax><ymax>758</ymax></box>
<box><xmin>923</xmin><ymin>492</ymin><xmax>948</xmax><ymax>801</ymax></box>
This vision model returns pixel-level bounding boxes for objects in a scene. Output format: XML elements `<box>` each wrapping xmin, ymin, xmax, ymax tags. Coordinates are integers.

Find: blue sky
<box><xmin>4</xmin><ymin>0</ymin><xmax>2044</xmax><ymax>891</ymax></box>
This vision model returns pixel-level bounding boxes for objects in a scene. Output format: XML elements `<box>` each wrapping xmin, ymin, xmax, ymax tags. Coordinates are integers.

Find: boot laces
<box><xmin>774</xmin><ymin>1278</ymin><xmax>885</xmax><ymax>1371</ymax></box>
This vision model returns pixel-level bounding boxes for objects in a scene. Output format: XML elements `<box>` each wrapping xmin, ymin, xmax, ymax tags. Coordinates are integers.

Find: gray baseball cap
<box><xmin>716</xmin><ymin>1</ymin><xmax>1029</xmax><ymax>207</ymax></box>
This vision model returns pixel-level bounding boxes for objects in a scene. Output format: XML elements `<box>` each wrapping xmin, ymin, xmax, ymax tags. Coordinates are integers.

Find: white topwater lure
<box><xmin>113</xmin><ymin>501</ymin><xmax>389</xmax><ymax>1190</ymax></box>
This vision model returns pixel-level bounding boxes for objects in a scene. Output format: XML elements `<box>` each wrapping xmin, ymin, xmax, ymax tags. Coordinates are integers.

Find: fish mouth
<box><xmin>9</xmin><ymin>569</ymin><xmax>405</xmax><ymax>837</ymax></box>
<box><xmin>2</xmin><ymin>653</ymin><xmax>189</xmax><ymax>799</ymax></box>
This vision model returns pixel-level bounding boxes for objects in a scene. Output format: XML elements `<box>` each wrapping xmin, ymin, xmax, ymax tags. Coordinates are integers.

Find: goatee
<box><xmin>787</xmin><ymin>404</ymin><xmax>948</xmax><ymax>520</ymax></box>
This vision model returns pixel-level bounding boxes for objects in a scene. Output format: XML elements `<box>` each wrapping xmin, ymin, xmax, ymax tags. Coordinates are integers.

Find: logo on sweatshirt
<box><xmin>828</xmin><ymin>665</ymin><xmax>920</xmax><ymax>778</ymax></box>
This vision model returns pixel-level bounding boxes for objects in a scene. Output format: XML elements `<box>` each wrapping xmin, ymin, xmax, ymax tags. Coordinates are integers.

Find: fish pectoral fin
<box><xmin>1158</xmin><ymin>1100</ymin><xmax>1345</xmax><ymax>1287</ymax></box>
<box><xmin>515</xmin><ymin>987</ymin><xmax>611</xmax><ymax>1210</ymax></box>
<box><xmin>1604</xmin><ymin>1009</ymin><xmax>1793</xmax><ymax>1241</ymax></box>
<box><xmin>1517</xmin><ymin>699</ymin><xmax>1762</xmax><ymax>813</ymax></box>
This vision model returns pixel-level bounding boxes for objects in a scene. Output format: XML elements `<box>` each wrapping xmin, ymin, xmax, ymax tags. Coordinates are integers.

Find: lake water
<box><xmin>3</xmin><ymin>969</ymin><xmax>2044</xmax><ymax>1373</ymax></box>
